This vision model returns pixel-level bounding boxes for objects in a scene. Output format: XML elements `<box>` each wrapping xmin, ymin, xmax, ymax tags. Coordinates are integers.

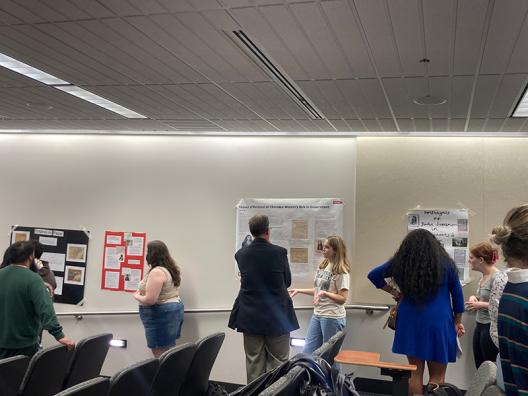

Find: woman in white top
<box><xmin>465</xmin><ymin>242</ymin><xmax>502</xmax><ymax>368</ymax></box>
<box><xmin>289</xmin><ymin>235</ymin><xmax>350</xmax><ymax>353</ymax></box>
<box><xmin>134</xmin><ymin>240</ymin><xmax>183</xmax><ymax>357</ymax></box>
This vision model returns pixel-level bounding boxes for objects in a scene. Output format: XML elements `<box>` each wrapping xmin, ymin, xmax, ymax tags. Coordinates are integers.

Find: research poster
<box><xmin>407</xmin><ymin>209</ymin><xmax>469</xmax><ymax>280</ymax></box>
<box><xmin>101</xmin><ymin>231</ymin><xmax>146</xmax><ymax>292</ymax></box>
<box><xmin>9</xmin><ymin>225</ymin><xmax>89</xmax><ymax>305</ymax></box>
<box><xmin>236</xmin><ymin>198</ymin><xmax>344</xmax><ymax>287</ymax></box>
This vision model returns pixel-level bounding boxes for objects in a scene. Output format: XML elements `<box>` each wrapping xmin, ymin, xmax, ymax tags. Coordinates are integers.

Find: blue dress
<box><xmin>368</xmin><ymin>260</ymin><xmax>464</xmax><ymax>364</ymax></box>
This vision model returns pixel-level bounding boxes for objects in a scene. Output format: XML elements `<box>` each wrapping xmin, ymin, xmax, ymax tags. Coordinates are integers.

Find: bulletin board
<box><xmin>101</xmin><ymin>231</ymin><xmax>146</xmax><ymax>292</ymax></box>
<box><xmin>10</xmin><ymin>225</ymin><xmax>90</xmax><ymax>305</ymax></box>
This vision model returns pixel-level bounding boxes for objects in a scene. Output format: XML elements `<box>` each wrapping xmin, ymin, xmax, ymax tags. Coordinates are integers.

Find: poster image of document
<box><xmin>54</xmin><ymin>276</ymin><xmax>63</xmax><ymax>296</ymax></box>
<box><xmin>104</xmin><ymin>271</ymin><xmax>120</xmax><ymax>289</ymax></box>
<box><xmin>122</xmin><ymin>268</ymin><xmax>141</xmax><ymax>291</ymax></box>
<box><xmin>39</xmin><ymin>236</ymin><xmax>57</xmax><ymax>246</ymax></box>
<box><xmin>290</xmin><ymin>247</ymin><xmax>309</xmax><ymax>264</ymax></box>
<box><xmin>407</xmin><ymin>209</ymin><xmax>469</xmax><ymax>281</ymax></box>
<box><xmin>11</xmin><ymin>230</ymin><xmax>30</xmax><ymax>244</ymax></box>
<box><xmin>41</xmin><ymin>252</ymin><xmax>66</xmax><ymax>272</ymax></box>
<box><xmin>64</xmin><ymin>265</ymin><xmax>85</xmax><ymax>285</ymax></box>
<box><xmin>127</xmin><ymin>236</ymin><xmax>144</xmax><ymax>256</ymax></box>
<box><xmin>106</xmin><ymin>234</ymin><xmax>122</xmax><ymax>245</ymax></box>
<box><xmin>66</xmin><ymin>244</ymin><xmax>87</xmax><ymax>262</ymax></box>
<box><xmin>291</xmin><ymin>219</ymin><xmax>309</xmax><ymax>239</ymax></box>
<box><xmin>104</xmin><ymin>247</ymin><xmax>121</xmax><ymax>269</ymax></box>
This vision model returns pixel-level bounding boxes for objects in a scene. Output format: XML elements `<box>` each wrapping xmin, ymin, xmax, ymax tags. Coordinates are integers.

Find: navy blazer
<box><xmin>228</xmin><ymin>238</ymin><xmax>299</xmax><ymax>336</ymax></box>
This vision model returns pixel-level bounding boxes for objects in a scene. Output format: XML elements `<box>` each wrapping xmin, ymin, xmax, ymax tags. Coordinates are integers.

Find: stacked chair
<box><xmin>312</xmin><ymin>330</ymin><xmax>347</xmax><ymax>366</ymax></box>
<box><xmin>55</xmin><ymin>331</ymin><xmax>225</xmax><ymax>396</ymax></box>
<box><xmin>0</xmin><ymin>355</ymin><xmax>30</xmax><ymax>396</ymax></box>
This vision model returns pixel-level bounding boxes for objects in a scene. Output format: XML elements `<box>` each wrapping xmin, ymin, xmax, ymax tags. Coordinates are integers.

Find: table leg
<box><xmin>380</xmin><ymin>368</ymin><xmax>411</xmax><ymax>396</ymax></box>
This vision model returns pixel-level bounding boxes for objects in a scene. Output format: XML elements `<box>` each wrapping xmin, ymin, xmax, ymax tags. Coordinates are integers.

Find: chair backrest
<box><xmin>481</xmin><ymin>385</ymin><xmax>506</xmax><ymax>396</ymax></box>
<box><xmin>327</xmin><ymin>330</ymin><xmax>346</xmax><ymax>365</ymax></box>
<box><xmin>63</xmin><ymin>333</ymin><xmax>113</xmax><ymax>389</ymax></box>
<box><xmin>107</xmin><ymin>358</ymin><xmax>159</xmax><ymax>396</ymax></box>
<box><xmin>55</xmin><ymin>377</ymin><xmax>110</xmax><ymax>396</ymax></box>
<box><xmin>0</xmin><ymin>355</ymin><xmax>30</xmax><ymax>396</ymax></box>
<box><xmin>150</xmin><ymin>343</ymin><xmax>197</xmax><ymax>396</ymax></box>
<box><xmin>465</xmin><ymin>361</ymin><xmax>497</xmax><ymax>396</ymax></box>
<box><xmin>179</xmin><ymin>332</ymin><xmax>225</xmax><ymax>396</ymax></box>
<box><xmin>258</xmin><ymin>366</ymin><xmax>306</xmax><ymax>396</ymax></box>
<box><xmin>314</xmin><ymin>330</ymin><xmax>346</xmax><ymax>366</ymax></box>
<box><xmin>19</xmin><ymin>344</ymin><xmax>72</xmax><ymax>396</ymax></box>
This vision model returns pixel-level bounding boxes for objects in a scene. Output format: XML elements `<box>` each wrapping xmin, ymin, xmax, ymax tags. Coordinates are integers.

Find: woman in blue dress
<box><xmin>368</xmin><ymin>229</ymin><xmax>465</xmax><ymax>395</ymax></box>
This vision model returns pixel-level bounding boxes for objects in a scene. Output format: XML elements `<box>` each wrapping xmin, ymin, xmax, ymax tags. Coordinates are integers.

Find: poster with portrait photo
<box><xmin>408</xmin><ymin>214</ymin><xmax>420</xmax><ymax>228</ymax></box>
<box><xmin>11</xmin><ymin>230</ymin><xmax>30</xmax><ymax>244</ymax></box>
<box><xmin>236</xmin><ymin>198</ymin><xmax>344</xmax><ymax>289</ymax></box>
<box><xmin>406</xmin><ymin>209</ymin><xmax>469</xmax><ymax>281</ymax></box>
<box><xmin>64</xmin><ymin>265</ymin><xmax>85</xmax><ymax>285</ymax></box>
<box><xmin>66</xmin><ymin>243</ymin><xmax>87</xmax><ymax>263</ymax></box>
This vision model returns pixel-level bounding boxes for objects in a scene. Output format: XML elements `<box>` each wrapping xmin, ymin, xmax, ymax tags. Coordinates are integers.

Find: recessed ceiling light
<box><xmin>0</xmin><ymin>52</ymin><xmax>147</xmax><ymax>119</ymax></box>
<box><xmin>413</xmin><ymin>95</ymin><xmax>447</xmax><ymax>106</ymax></box>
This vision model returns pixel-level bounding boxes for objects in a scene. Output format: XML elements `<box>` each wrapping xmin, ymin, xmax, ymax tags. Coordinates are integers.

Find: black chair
<box><xmin>63</xmin><ymin>333</ymin><xmax>113</xmax><ymax>389</ymax></box>
<box><xmin>55</xmin><ymin>377</ymin><xmax>110</xmax><ymax>396</ymax></box>
<box><xmin>0</xmin><ymin>355</ymin><xmax>30</xmax><ymax>396</ymax></box>
<box><xmin>19</xmin><ymin>344</ymin><xmax>72</xmax><ymax>396</ymax></box>
<box><xmin>107</xmin><ymin>358</ymin><xmax>159</xmax><ymax>396</ymax></box>
<box><xmin>179</xmin><ymin>332</ymin><xmax>225</xmax><ymax>396</ymax></box>
<box><xmin>150</xmin><ymin>343</ymin><xmax>197</xmax><ymax>396</ymax></box>
<box><xmin>257</xmin><ymin>366</ymin><xmax>306</xmax><ymax>396</ymax></box>
<box><xmin>314</xmin><ymin>330</ymin><xmax>346</xmax><ymax>366</ymax></box>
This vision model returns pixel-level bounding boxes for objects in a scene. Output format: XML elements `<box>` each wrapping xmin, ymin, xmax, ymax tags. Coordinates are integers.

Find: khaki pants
<box><xmin>243</xmin><ymin>333</ymin><xmax>290</xmax><ymax>384</ymax></box>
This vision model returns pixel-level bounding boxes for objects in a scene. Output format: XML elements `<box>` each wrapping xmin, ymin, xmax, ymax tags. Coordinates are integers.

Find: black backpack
<box><xmin>230</xmin><ymin>353</ymin><xmax>359</xmax><ymax>396</ymax></box>
<box><xmin>425</xmin><ymin>382</ymin><xmax>464</xmax><ymax>396</ymax></box>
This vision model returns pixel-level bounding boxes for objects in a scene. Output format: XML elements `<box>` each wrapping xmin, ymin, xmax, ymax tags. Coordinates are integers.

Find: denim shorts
<box><xmin>139</xmin><ymin>301</ymin><xmax>184</xmax><ymax>349</ymax></box>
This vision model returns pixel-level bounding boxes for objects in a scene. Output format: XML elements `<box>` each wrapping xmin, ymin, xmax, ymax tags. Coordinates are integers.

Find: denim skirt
<box><xmin>139</xmin><ymin>301</ymin><xmax>184</xmax><ymax>349</ymax></box>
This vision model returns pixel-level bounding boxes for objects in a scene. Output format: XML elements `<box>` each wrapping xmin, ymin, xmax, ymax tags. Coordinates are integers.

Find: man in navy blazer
<box><xmin>228</xmin><ymin>214</ymin><xmax>299</xmax><ymax>383</ymax></box>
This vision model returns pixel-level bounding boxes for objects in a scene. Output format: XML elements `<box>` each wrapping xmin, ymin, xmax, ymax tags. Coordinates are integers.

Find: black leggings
<box><xmin>473</xmin><ymin>322</ymin><xmax>498</xmax><ymax>369</ymax></box>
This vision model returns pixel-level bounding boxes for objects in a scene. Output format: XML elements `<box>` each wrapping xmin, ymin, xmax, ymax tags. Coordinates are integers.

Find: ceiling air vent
<box><xmin>228</xmin><ymin>30</ymin><xmax>325</xmax><ymax>120</ymax></box>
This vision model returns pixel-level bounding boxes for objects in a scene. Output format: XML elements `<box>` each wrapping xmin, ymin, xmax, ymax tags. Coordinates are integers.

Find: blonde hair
<box><xmin>319</xmin><ymin>235</ymin><xmax>351</xmax><ymax>274</ymax></box>
<box><xmin>490</xmin><ymin>203</ymin><xmax>528</xmax><ymax>267</ymax></box>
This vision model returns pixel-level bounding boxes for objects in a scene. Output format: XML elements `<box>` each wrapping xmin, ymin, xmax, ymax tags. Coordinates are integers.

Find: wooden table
<box><xmin>335</xmin><ymin>350</ymin><xmax>417</xmax><ymax>396</ymax></box>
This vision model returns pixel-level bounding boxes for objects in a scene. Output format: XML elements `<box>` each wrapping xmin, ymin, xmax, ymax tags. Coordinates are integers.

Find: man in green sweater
<box><xmin>0</xmin><ymin>241</ymin><xmax>75</xmax><ymax>358</ymax></box>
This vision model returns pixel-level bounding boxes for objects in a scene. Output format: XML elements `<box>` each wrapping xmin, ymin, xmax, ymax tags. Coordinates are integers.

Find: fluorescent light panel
<box><xmin>55</xmin><ymin>86</ymin><xmax>146</xmax><ymax>119</ymax></box>
<box><xmin>0</xmin><ymin>53</ymin><xmax>146</xmax><ymax>119</ymax></box>
<box><xmin>512</xmin><ymin>86</ymin><xmax>528</xmax><ymax>117</ymax></box>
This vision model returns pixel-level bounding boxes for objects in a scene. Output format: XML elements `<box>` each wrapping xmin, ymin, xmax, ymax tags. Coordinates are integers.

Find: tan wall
<box><xmin>354</xmin><ymin>137</ymin><xmax>528</xmax><ymax>305</ymax></box>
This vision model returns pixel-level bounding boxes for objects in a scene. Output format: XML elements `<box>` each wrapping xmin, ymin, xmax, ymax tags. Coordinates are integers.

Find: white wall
<box><xmin>10</xmin><ymin>134</ymin><xmax>528</xmax><ymax>388</ymax></box>
<box><xmin>1</xmin><ymin>134</ymin><xmax>356</xmax><ymax>385</ymax></box>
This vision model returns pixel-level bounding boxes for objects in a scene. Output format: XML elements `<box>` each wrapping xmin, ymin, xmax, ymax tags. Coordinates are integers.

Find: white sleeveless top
<box><xmin>138</xmin><ymin>266</ymin><xmax>180</xmax><ymax>304</ymax></box>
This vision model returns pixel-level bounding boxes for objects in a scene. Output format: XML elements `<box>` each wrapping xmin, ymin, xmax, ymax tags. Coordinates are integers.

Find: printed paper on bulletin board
<box><xmin>101</xmin><ymin>231</ymin><xmax>146</xmax><ymax>292</ymax></box>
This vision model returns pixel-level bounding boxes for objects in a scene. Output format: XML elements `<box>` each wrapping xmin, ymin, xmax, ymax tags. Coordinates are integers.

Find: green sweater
<box><xmin>0</xmin><ymin>265</ymin><xmax>64</xmax><ymax>349</ymax></box>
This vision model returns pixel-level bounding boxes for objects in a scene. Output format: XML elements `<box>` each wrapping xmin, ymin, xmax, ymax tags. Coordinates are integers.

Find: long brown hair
<box><xmin>318</xmin><ymin>235</ymin><xmax>351</xmax><ymax>275</ymax></box>
<box><xmin>146</xmin><ymin>240</ymin><xmax>181</xmax><ymax>287</ymax></box>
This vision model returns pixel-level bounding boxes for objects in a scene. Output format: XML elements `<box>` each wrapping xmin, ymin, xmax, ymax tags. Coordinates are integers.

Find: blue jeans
<box><xmin>303</xmin><ymin>315</ymin><xmax>346</xmax><ymax>354</ymax></box>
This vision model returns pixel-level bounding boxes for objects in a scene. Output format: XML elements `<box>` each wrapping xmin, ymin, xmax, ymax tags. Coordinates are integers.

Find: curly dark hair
<box><xmin>146</xmin><ymin>240</ymin><xmax>181</xmax><ymax>287</ymax></box>
<box><xmin>391</xmin><ymin>228</ymin><xmax>455</xmax><ymax>303</ymax></box>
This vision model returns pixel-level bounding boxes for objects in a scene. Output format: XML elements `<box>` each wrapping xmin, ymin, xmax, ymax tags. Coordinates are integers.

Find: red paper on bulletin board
<box><xmin>101</xmin><ymin>231</ymin><xmax>146</xmax><ymax>292</ymax></box>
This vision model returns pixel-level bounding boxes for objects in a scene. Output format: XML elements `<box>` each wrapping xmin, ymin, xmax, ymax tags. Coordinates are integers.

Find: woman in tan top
<box><xmin>134</xmin><ymin>240</ymin><xmax>183</xmax><ymax>357</ymax></box>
